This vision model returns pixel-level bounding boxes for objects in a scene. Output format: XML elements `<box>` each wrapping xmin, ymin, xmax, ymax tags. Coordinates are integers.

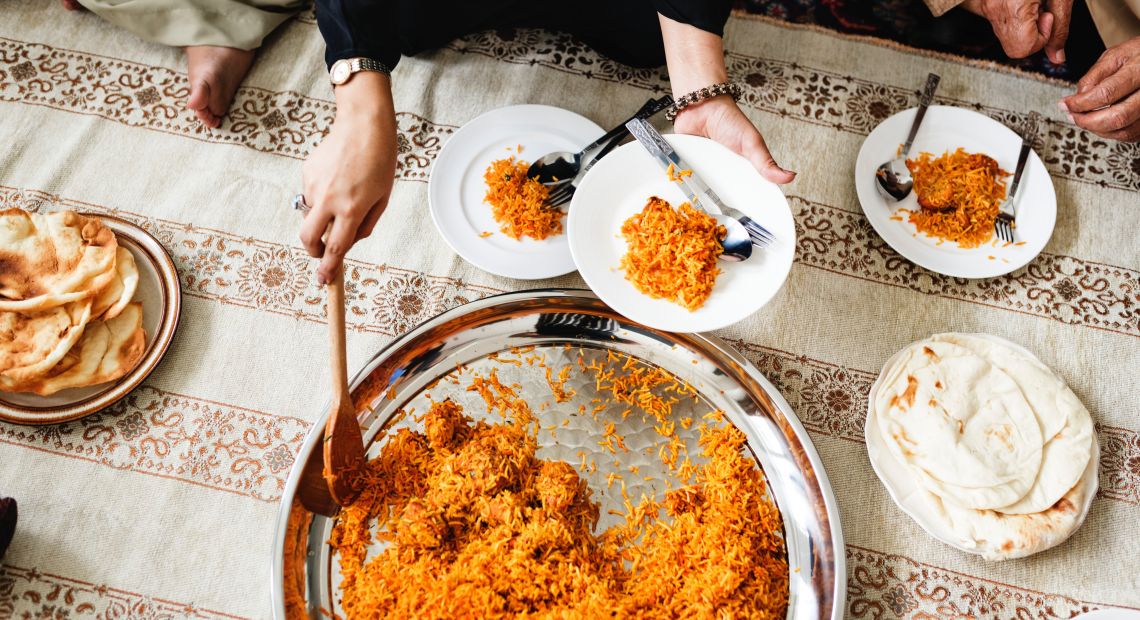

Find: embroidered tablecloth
<box><xmin>1</xmin><ymin>2</ymin><xmax>1138</xmax><ymax>617</ymax></box>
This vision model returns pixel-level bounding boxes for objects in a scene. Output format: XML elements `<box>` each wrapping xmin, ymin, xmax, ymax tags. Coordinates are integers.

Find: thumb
<box><xmin>998</xmin><ymin>9</ymin><xmax>1049</xmax><ymax>58</ymax></box>
<box><xmin>745</xmin><ymin>145</ymin><xmax>796</xmax><ymax>185</ymax></box>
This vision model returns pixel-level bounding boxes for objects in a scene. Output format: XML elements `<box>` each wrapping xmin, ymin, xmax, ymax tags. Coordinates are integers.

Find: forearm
<box><xmin>659</xmin><ymin>13</ymin><xmax>728</xmax><ymax>97</ymax></box>
<box><xmin>334</xmin><ymin>70</ymin><xmax>395</xmax><ymax>125</ymax></box>
<box><xmin>315</xmin><ymin>0</ymin><xmax>400</xmax><ymax>69</ymax></box>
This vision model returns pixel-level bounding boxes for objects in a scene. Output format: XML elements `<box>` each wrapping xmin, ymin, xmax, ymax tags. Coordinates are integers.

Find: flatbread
<box><xmin>0</xmin><ymin>300</ymin><xmax>92</xmax><ymax>386</ymax></box>
<box><xmin>91</xmin><ymin>247</ymin><xmax>138</xmax><ymax>320</ymax></box>
<box><xmin>930</xmin><ymin>334</ymin><xmax>1094</xmax><ymax>515</ymax></box>
<box><xmin>0</xmin><ymin>209</ymin><xmax>118</xmax><ymax>312</ymax></box>
<box><xmin>875</xmin><ymin>340</ymin><xmax>1043</xmax><ymax>510</ymax></box>
<box><xmin>922</xmin><ymin>452</ymin><xmax>1094</xmax><ymax>560</ymax></box>
<box><xmin>11</xmin><ymin>303</ymin><xmax>146</xmax><ymax>396</ymax></box>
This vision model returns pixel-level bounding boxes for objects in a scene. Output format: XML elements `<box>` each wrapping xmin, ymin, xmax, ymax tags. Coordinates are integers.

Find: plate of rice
<box><xmin>854</xmin><ymin>105</ymin><xmax>1056</xmax><ymax>279</ymax></box>
<box><xmin>566</xmin><ymin>134</ymin><xmax>795</xmax><ymax>333</ymax></box>
<box><xmin>429</xmin><ymin>105</ymin><xmax>604</xmax><ymax>280</ymax></box>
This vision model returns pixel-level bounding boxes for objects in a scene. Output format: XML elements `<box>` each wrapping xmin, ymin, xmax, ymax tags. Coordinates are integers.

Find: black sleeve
<box><xmin>315</xmin><ymin>0</ymin><xmax>402</xmax><ymax>70</ymax></box>
<box><xmin>654</xmin><ymin>0</ymin><xmax>733</xmax><ymax>37</ymax></box>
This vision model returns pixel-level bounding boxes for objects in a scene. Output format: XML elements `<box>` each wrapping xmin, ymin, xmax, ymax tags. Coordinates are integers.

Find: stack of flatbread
<box><xmin>0</xmin><ymin>209</ymin><xmax>146</xmax><ymax>396</ymax></box>
<box><xmin>868</xmin><ymin>333</ymin><xmax>1096</xmax><ymax>560</ymax></box>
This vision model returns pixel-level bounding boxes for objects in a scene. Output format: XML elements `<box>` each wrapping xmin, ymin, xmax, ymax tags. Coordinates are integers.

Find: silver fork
<box><xmin>545</xmin><ymin>135</ymin><xmax>624</xmax><ymax>208</ymax></box>
<box><xmin>995</xmin><ymin>111</ymin><xmax>1039</xmax><ymax>244</ymax></box>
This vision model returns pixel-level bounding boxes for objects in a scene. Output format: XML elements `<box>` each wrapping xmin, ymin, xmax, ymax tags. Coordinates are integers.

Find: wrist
<box><xmin>334</xmin><ymin>71</ymin><xmax>392</xmax><ymax>119</ymax></box>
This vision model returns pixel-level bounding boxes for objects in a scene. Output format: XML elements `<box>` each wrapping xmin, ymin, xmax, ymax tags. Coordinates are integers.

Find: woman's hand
<box><xmin>658</xmin><ymin>14</ymin><xmax>796</xmax><ymax>185</ymax></box>
<box><xmin>673</xmin><ymin>96</ymin><xmax>796</xmax><ymax>184</ymax></box>
<box><xmin>1060</xmin><ymin>36</ymin><xmax>1140</xmax><ymax>142</ymax></box>
<box><xmin>300</xmin><ymin>71</ymin><xmax>397</xmax><ymax>284</ymax></box>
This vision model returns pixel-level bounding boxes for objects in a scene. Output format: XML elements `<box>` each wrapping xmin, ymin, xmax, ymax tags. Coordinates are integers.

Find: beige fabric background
<box><xmin>1</xmin><ymin>2</ymin><xmax>1138</xmax><ymax>618</ymax></box>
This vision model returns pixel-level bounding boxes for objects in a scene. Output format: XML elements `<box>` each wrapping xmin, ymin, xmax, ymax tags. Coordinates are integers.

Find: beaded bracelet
<box><xmin>665</xmin><ymin>82</ymin><xmax>743</xmax><ymax>122</ymax></box>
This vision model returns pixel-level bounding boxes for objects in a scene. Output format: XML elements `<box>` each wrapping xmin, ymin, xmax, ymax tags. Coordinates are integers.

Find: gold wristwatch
<box><xmin>329</xmin><ymin>57</ymin><xmax>391</xmax><ymax>86</ymax></box>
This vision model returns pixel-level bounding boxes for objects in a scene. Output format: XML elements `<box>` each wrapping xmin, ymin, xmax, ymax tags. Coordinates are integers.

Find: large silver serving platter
<box><xmin>272</xmin><ymin>290</ymin><xmax>844</xmax><ymax>619</ymax></box>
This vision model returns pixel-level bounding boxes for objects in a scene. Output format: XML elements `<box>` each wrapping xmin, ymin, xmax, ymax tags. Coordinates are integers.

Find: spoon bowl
<box><xmin>875</xmin><ymin>157</ymin><xmax>913</xmax><ymax>201</ymax></box>
<box><xmin>716</xmin><ymin>214</ymin><xmax>753</xmax><ymax>262</ymax></box>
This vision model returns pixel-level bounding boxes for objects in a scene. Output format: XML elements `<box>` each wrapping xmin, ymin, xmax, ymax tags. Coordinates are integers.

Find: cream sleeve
<box><xmin>922</xmin><ymin>0</ymin><xmax>966</xmax><ymax>17</ymax></box>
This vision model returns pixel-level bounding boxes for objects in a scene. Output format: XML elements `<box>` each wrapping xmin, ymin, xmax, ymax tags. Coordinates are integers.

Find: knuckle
<box><xmin>1093</xmin><ymin>83</ymin><xmax>1117</xmax><ymax>103</ymax></box>
<box><xmin>1106</xmin><ymin>109</ymin><xmax>1129</xmax><ymax>130</ymax></box>
<box><xmin>325</xmin><ymin>242</ymin><xmax>346</xmax><ymax>257</ymax></box>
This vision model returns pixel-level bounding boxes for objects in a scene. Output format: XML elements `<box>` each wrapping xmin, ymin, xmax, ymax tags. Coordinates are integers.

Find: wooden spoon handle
<box><xmin>327</xmin><ymin>267</ymin><xmax>349</xmax><ymax>399</ymax></box>
<box><xmin>323</xmin><ymin>265</ymin><xmax>365</xmax><ymax>506</ymax></box>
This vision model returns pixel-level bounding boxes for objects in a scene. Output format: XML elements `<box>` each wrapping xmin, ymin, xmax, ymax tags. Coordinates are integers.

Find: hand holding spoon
<box><xmin>875</xmin><ymin>73</ymin><xmax>941</xmax><ymax>201</ymax></box>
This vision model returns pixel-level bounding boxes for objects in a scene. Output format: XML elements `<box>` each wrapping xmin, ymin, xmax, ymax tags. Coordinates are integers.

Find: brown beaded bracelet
<box><xmin>665</xmin><ymin>82</ymin><xmax>743</xmax><ymax>122</ymax></box>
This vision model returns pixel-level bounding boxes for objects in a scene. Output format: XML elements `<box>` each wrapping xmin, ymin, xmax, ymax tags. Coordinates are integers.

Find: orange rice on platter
<box><xmin>620</xmin><ymin>197</ymin><xmax>725</xmax><ymax>312</ymax></box>
<box><xmin>483</xmin><ymin>157</ymin><xmax>563</xmax><ymax>241</ymax></box>
<box><xmin>904</xmin><ymin>147</ymin><xmax>1010</xmax><ymax>248</ymax></box>
<box><xmin>328</xmin><ymin>357</ymin><xmax>789</xmax><ymax>619</ymax></box>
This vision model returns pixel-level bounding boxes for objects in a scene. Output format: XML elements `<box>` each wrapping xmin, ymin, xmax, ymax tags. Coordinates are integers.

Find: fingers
<box><xmin>299</xmin><ymin>205</ymin><xmax>333</xmax><ymax>259</ymax></box>
<box><xmin>1069</xmin><ymin>88</ymin><xmax>1140</xmax><ymax>135</ymax></box>
<box><xmin>1063</xmin><ymin>63</ymin><xmax>1139</xmax><ymax>112</ymax></box>
<box><xmin>317</xmin><ymin>213</ymin><xmax>363</xmax><ymax>286</ymax></box>
<box><xmin>1076</xmin><ymin>49</ymin><xmax>1126</xmax><ymax>95</ymax></box>
<box><xmin>742</xmin><ymin>132</ymin><xmax>796</xmax><ymax>185</ymax></box>
<box><xmin>1099</xmin><ymin>121</ymin><xmax>1140</xmax><ymax>142</ymax></box>
<box><xmin>1044</xmin><ymin>0</ymin><xmax>1071</xmax><ymax>63</ymax></box>
<box><xmin>355</xmin><ymin>201</ymin><xmax>385</xmax><ymax>242</ymax></box>
<box><xmin>992</xmin><ymin>1</ymin><xmax>1049</xmax><ymax>58</ymax></box>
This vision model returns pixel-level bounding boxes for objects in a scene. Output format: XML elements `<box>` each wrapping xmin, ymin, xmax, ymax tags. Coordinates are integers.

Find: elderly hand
<box><xmin>673</xmin><ymin>96</ymin><xmax>795</xmax><ymax>184</ymax></box>
<box><xmin>300</xmin><ymin>72</ymin><xmax>397</xmax><ymax>285</ymax></box>
<box><xmin>961</xmin><ymin>0</ymin><xmax>1071</xmax><ymax>62</ymax></box>
<box><xmin>1059</xmin><ymin>37</ymin><xmax>1140</xmax><ymax>142</ymax></box>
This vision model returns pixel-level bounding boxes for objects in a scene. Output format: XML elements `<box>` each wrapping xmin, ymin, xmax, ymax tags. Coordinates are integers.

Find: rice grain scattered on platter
<box><xmin>329</xmin><ymin>356</ymin><xmax>788</xmax><ymax>619</ymax></box>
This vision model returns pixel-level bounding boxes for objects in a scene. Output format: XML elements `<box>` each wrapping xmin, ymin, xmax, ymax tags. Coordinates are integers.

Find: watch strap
<box><xmin>348</xmin><ymin>57</ymin><xmax>391</xmax><ymax>76</ymax></box>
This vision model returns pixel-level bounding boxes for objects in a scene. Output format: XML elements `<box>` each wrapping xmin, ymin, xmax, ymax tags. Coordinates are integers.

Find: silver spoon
<box><xmin>713</xmin><ymin>214</ymin><xmax>754</xmax><ymax>262</ymax></box>
<box><xmin>875</xmin><ymin>73</ymin><xmax>940</xmax><ymax>201</ymax></box>
<box><xmin>527</xmin><ymin>96</ymin><xmax>673</xmax><ymax>189</ymax></box>
<box><xmin>625</xmin><ymin>118</ymin><xmax>752</xmax><ymax>262</ymax></box>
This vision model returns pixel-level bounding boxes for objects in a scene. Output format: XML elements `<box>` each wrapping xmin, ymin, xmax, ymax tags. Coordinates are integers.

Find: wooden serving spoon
<box><xmin>297</xmin><ymin>266</ymin><xmax>366</xmax><ymax>515</ymax></box>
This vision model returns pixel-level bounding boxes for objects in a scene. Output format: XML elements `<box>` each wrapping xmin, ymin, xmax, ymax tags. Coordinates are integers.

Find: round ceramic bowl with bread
<box><xmin>0</xmin><ymin>209</ymin><xmax>180</xmax><ymax>424</ymax></box>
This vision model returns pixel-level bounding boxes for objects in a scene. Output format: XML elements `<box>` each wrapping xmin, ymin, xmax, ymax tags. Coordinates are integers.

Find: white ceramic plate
<box><xmin>855</xmin><ymin>105</ymin><xmax>1056</xmax><ymax>279</ymax></box>
<box><xmin>1076</xmin><ymin>611</ymin><xmax>1140</xmax><ymax>619</ymax></box>
<box><xmin>865</xmin><ymin>333</ymin><xmax>1097</xmax><ymax>557</ymax></box>
<box><xmin>567</xmin><ymin>134</ymin><xmax>795</xmax><ymax>333</ymax></box>
<box><xmin>428</xmin><ymin>104</ymin><xmax>604</xmax><ymax>280</ymax></box>
<box><xmin>0</xmin><ymin>214</ymin><xmax>182</xmax><ymax>425</ymax></box>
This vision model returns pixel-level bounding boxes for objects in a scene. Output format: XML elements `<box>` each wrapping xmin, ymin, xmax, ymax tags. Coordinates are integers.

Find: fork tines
<box><xmin>546</xmin><ymin>184</ymin><xmax>574</xmax><ymax>208</ymax></box>
<box><xmin>740</xmin><ymin>216</ymin><xmax>775</xmax><ymax>248</ymax></box>
<box><xmin>995</xmin><ymin>213</ymin><xmax>1015</xmax><ymax>243</ymax></box>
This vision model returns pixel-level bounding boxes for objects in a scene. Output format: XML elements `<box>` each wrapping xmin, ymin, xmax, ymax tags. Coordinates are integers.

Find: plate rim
<box><xmin>0</xmin><ymin>213</ymin><xmax>182</xmax><ymax>425</ymax></box>
<box><xmin>854</xmin><ymin>104</ymin><xmax>1057</xmax><ymax>279</ymax></box>
<box><xmin>427</xmin><ymin>103</ymin><xmax>603</xmax><ymax>280</ymax></box>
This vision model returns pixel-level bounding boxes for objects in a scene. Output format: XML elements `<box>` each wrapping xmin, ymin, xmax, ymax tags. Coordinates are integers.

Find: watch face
<box><xmin>330</xmin><ymin>60</ymin><xmax>351</xmax><ymax>85</ymax></box>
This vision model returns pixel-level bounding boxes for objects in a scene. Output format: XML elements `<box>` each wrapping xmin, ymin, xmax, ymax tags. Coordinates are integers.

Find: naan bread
<box><xmin>11</xmin><ymin>303</ymin><xmax>146</xmax><ymax>396</ymax></box>
<box><xmin>0</xmin><ymin>300</ymin><xmax>92</xmax><ymax>387</ymax></box>
<box><xmin>875</xmin><ymin>340</ymin><xmax>1043</xmax><ymax>510</ymax></box>
<box><xmin>930</xmin><ymin>334</ymin><xmax>1094</xmax><ymax>515</ymax></box>
<box><xmin>0</xmin><ymin>209</ymin><xmax>118</xmax><ymax>312</ymax></box>
<box><xmin>91</xmin><ymin>247</ymin><xmax>138</xmax><ymax>320</ymax></box>
<box><xmin>922</xmin><ymin>452</ymin><xmax>1094</xmax><ymax>560</ymax></box>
